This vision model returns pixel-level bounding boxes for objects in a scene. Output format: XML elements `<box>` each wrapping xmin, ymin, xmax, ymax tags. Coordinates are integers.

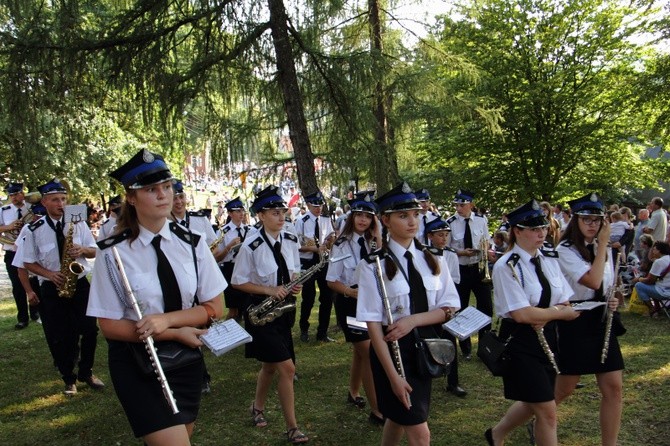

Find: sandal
<box><xmin>286</xmin><ymin>427</ymin><xmax>309</xmax><ymax>444</ymax></box>
<box><xmin>249</xmin><ymin>403</ymin><xmax>268</xmax><ymax>428</ymax></box>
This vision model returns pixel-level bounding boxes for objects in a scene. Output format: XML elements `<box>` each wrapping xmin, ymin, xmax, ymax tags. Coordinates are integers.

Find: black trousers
<box><xmin>298</xmin><ymin>259</ymin><xmax>333</xmax><ymax>338</ymax></box>
<box><xmin>39</xmin><ymin>278</ymin><xmax>99</xmax><ymax>385</ymax></box>
<box><xmin>456</xmin><ymin>264</ymin><xmax>492</xmax><ymax>355</ymax></box>
<box><xmin>4</xmin><ymin>251</ymin><xmax>38</xmax><ymax>323</ymax></box>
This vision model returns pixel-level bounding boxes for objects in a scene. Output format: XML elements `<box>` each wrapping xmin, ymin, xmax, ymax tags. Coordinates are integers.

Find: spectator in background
<box><xmin>633</xmin><ymin>208</ymin><xmax>650</xmax><ymax>259</ymax></box>
<box><xmin>643</xmin><ymin>197</ymin><xmax>667</xmax><ymax>243</ymax></box>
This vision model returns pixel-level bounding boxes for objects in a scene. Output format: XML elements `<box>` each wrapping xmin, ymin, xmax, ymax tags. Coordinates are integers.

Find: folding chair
<box><xmin>650</xmin><ymin>296</ymin><xmax>670</xmax><ymax>320</ymax></box>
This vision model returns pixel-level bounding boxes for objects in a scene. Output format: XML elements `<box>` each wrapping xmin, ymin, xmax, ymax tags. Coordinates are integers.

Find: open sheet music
<box><xmin>346</xmin><ymin>316</ymin><xmax>368</xmax><ymax>332</ymax></box>
<box><xmin>443</xmin><ymin>306</ymin><xmax>492</xmax><ymax>340</ymax></box>
<box><xmin>200</xmin><ymin>319</ymin><xmax>252</xmax><ymax>356</ymax></box>
<box><xmin>571</xmin><ymin>301</ymin><xmax>607</xmax><ymax>311</ymax></box>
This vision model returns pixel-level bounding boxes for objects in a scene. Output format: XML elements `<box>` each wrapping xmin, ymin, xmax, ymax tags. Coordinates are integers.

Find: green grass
<box><xmin>0</xmin><ymin>293</ymin><xmax>668</xmax><ymax>446</ymax></box>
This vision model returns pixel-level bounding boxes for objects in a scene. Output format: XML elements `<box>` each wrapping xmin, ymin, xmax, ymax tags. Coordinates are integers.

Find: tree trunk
<box><xmin>368</xmin><ymin>0</ymin><xmax>399</xmax><ymax>194</ymax></box>
<box><xmin>267</xmin><ymin>0</ymin><xmax>318</xmax><ymax>196</ymax></box>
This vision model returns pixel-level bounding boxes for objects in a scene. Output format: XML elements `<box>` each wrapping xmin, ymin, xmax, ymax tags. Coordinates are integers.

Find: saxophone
<box><xmin>57</xmin><ymin>215</ymin><xmax>86</xmax><ymax>298</ymax></box>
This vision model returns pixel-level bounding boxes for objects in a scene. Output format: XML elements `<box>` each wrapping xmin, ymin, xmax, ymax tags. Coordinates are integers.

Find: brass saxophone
<box><xmin>480</xmin><ymin>236</ymin><xmax>492</xmax><ymax>283</ymax></box>
<box><xmin>248</xmin><ymin>250</ymin><xmax>331</xmax><ymax>326</ymax></box>
<box><xmin>57</xmin><ymin>215</ymin><xmax>86</xmax><ymax>298</ymax></box>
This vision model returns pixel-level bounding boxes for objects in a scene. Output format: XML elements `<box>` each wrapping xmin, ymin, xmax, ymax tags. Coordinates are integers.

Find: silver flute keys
<box><xmin>601</xmin><ymin>248</ymin><xmax>623</xmax><ymax>364</ymax></box>
<box><xmin>111</xmin><ymin>247</ymin><xmax>180</xmax><ymax>414</ymax></box>
<box><xmin>536</xmin><ymin>327</ymin><xmax>560</xmax><ymax>374</ymax></box>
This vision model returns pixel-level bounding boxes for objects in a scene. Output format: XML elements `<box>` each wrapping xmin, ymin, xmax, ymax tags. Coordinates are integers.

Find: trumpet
<box><xmin>479</xmin><ymin>236</ymin><xmax>492</xmax><ymax>283</ymax></box>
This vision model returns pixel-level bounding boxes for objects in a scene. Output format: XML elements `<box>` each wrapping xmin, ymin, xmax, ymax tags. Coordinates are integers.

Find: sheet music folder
<box><xmin>200</xmin><ymin>319</ymin><xmax>252</xmax><ymax>356</ymax></box>
<box><xmin>346</xmin><ymin>316</ymin><xmax>368</xmax><ymax>332</ymax></box>
<box><xmin>443</xmin><ymin>306</ymin><xmax>492</xmax><ymax>340</ymax></box>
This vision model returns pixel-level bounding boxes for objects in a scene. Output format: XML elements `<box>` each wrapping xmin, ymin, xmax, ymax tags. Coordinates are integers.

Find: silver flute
<box><xmin>372</xmin><ymin>253</ymin><xmax>411</xmax><ymax>408</ymax></box>
<box><xmin>601</xmin><ymin>248</ymin><xmax>623</xmax><ymax>364</ymax></box>
<box><xmin>111</xmin><ymin>247</ymin><xmax>180</xmax><ymax>414</ymax></box>
<box><xmin>508</xmin><ymin>260</ymin><xmax>560</xmax><ymax>374</ymax></box>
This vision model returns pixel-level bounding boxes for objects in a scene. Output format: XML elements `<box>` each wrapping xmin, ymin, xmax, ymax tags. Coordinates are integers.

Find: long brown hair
<box><xmin>337</xmin><ymin>211</ymin><xmax>378</xmax><ymax>245</ymax></box>
<box><xmin>559</xmin><ymin>216</ymin><xmax>601</xmax><ymax>262</ymax></box>
<box><xmin>114</xmin><ymin>190</ymin><xmax>141</xmax><ymax>245</ymax></box>
<box><xmin>380</xmin><ymin>221</ymin><xmax>440</xmax><ymax>280</ymax></box>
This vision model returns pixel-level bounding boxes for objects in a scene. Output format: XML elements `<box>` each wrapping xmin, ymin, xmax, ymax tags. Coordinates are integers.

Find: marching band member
<box><xmin>0</xmin><ymin>182</ymin><xmax>39</xmax><ymax>328</ymax></box>
<box><xmin>98</xmin><ymin>195</ymin><xmax>122</xmax><ymax>240</ymax></box>
<box><xmin>170</xmin><ymin>180</ymin><xmax>217</xmax><ymax>245</ymax></box>
<box><xmin>424</xmin><ymin>218</ymin><xmax>467</xmax><ymax>398</ymax></box>
<box><xmin>446</xmin><ymin>189</ymin><xmax>492</xmax><ymax>360</ymax></box>
<box><xmin>415</xmin><ymin>189</ymin><xmax>439</xmax><ymax>245</ymax></box>
<box><xmin>295</xmin><ymin>190</ymin><xmax>335</xmax><ymax>343</ymax></box>
<box><xmin>213</xmin><ymin>197</ymin><xmax>251</xmax><ymax>320</ymax></box>
<box><xmin>326</xmin><ymin>193</ymin><xmax>384</xmax><ymax>425</ymax></box>
<box><xmin>22</xmin><ymin>178</ymin><xmax>103</xmax><ymax>395</ymax></box>
<box><xmin>486</xmin><ymin>200</ymin><xmax>579</xmax><ymax>446</ymax></box>
<box><xmin>555</xmin><ymin>193</ymin><xmax>623</xmax><ymax>446</ymax></box>
<box><xmin>356</xmin><ymin>182</ymin><xmax>460</xmax><ymax>446</ymax></box>
<box><xmin>87</xmin><ymin>149</ymin><xmax>225</xmax><ymax>445</ymax></box>
<box><xmin>231</xmin><ymin>185</ymin><xmax>309</xmax><ymax>444</ymax></box>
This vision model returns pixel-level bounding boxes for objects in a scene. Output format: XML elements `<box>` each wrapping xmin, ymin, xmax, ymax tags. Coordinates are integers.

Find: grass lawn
<box><xmin>0</xmin><ymin>291</ymin><xmax>668</xmax><ymax>445</ymax></box>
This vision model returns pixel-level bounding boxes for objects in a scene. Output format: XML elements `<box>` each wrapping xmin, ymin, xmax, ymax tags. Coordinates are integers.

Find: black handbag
<box><xmin>127</xmin><ymin>340</ymin><xmax>203</xmax><ymax>377</ymax></box>
<box><xmin>414</xmin><ymin>329</ymin><xmax>455</xmax><ymax>379</ymax></box>
<box><xmin>477</xmin><ymin>330</ymin><xmax>511</xmax><ymax>377</ymax></box>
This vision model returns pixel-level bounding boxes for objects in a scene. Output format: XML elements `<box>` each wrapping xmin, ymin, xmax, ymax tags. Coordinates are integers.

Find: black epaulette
<box><xmin>285</xmin><ymin>216</ymin><xmax>292</xmax><ymax>222</ymax></box>
<box><xmin>507</xmin><ymin>253</ymin><xmax>521</xmax><ymax>267</ymax></box>
<box><xmin>222</xmin><ymin>226</ymin><xmax>231</xmax><ymax>234</ymax></box>
<box><xmin>431</xmin><ymin>211</ymin><xmax>441</xmax><ymax>218</ymax></box>
<box><xmin>443</xmin><ymin>246</ymin><xmax>457</xmax><ymax>253</ymax></box>
<box><xmin>446</xmin><ymin>215</ymin><xmax>457</xmax><ymax>224</ymax></box>
<box><xmin>364</xmin><ymin>248</ymin><xmax>388</xmax><ymax>264</ymax></box>
<box><xmin>334</xmin><ymin>237</ymin><xmax>347</xmax><ymax>247</ymax></box>
<box><xmin>97</xmin><ymin>229</ymin><xmax>131</xmax><ymax>250</ymax></box>
<box><xmin>541</xmin><ymin>249</ymin><xmax>559</xmax><ymax>258</ymax></box>
<box><xmin>249</xmin><ymin>236</ymin><xmax>264</xmax><ymax>251</ymax></box>
<box><xmin>188</xmin><ymin>210</ymin><xmax>207</xmax><ymax>218</ymax></box>
<box><xmin>1</xmin><ymin>205</ymin><xmax>11</xmax><ymax>211</ymax></box>
<box><xmin>543</xmin><ymin>241</ymin><xmax>555</xmax><ymax>249</ymax></box>
<box><xmin>28</xmin><ymin>218</ymin><xmax>45</xmax><ymax>232</ymax></box>
<box><xmin>254</xmin><ymin>221</ymin><xmax>262</xmax><ymax>229</ymax></box>
<box><xmin>426</xmin><ymin>246</ymin><xmax>444</xmax><ymax>256</ymax></box>
<box><xmin>284</xmin><ymin>233</ymin><xmax>298</xmax><ymax>243</ymax></box>
<box><xmin>170</xmin><ymin>222</ymin><xmax>201</xmax><ymax>246</ymax></box>
<box><xmin>101</xmin><ymin>219</ymin><xmax>112</xmax><ymax>227</ymax></box>
<box><xmin>560</xmin><ymin>240</ymin><xmax>573</xmax><ymax>247</ymax></box>
<box><xmin>302</xmin><ymin>214</ymin><xmax>310</xmax><ymax>222</ymax></box>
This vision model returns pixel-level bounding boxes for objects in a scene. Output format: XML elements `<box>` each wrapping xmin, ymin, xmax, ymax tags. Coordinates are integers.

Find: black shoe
<box><xmin>575</xmin><ymin>382</ymin><xmax>585</xmax><ymax>389</ymax></box>
<box><xmin>300</xmin><ymin>331</ymin><xmax>309</xmax><ymax>342</ymax></box>
<box><xmin>63</xmin><ymin>384</ymin><xmax>77</xmax><ymax>396</ymax></box>
<box><xmin>484</xmin><ymin>428</ymin><xmax>494</xmax><ymax>446</ymax></box>
<box><xmin>347</xmin><ymin>392</ymin><xmax>366</xmax><ymax>408</ymax></box>
<box><xmin>446</xmin><ymin>385</ymin><xmax>467</xmax><ymax>397</ymax></box>
<box><xmin>463</xmin><ymin>353</ymin><xmax>472</xmax><ymax>361</ymax></box>
<box><xmin>79</xmin><ymin>375</ymin><xmax>105</xmax><ymax>390</ymax></box>
<box><xmin>14</xmin><ymin>321</ymin><xmax>28</xmax><ymax>330</ymax></box>
<box><xmin>368</xmin><ymin>412</ymin><xmax>385</xmax><ymax>426</ymax></box>
<box><xmin>317</xmin><ymin>336</ymin><xmax>335</xmax><ymax>343</ymax></box>
<box><xmin>201</xmin><ymin>379</ymin><xmax>211</xmax><ymax>394</ymax></box>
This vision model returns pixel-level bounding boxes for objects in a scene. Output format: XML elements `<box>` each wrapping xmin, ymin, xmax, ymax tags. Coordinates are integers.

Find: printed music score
<box><xmin>200</xmin><ymin>319</ymin><xmax>252</xmax><ymax>356</ymax></box>
<box><xmin>346</xmin><ymin>316</ymin><xmax>368</xmax><ymax>332</ymax></box>
<box><xmin>571</xmin><ymin>301</ymin><xmax>607</xmax><ymax>311</ymax></box>
<box><xmin>443</xmin><ymin>306</ymin><xmax>492</xmax><ymax>340</ymax></box>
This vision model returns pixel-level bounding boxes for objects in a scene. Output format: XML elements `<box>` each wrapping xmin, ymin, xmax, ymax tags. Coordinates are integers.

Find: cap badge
<box><xmin>142</xmin><ymin>149</ymin><xmax>155</xmax><ymax>163</ymax></box>
<box><xmin>364</xmin><ymin>194</ymin><xmax>372</xmax><ymax>202</ymax></box>
<box><xmin>401</xmin><ymin>182</ymin><xmax>412</xmax><ymax>193</ymax></box>
<box><xmin>532</xmin><ymin>200</ymin><xmax>540</xmax><ymax>210</ymax></box>
<box><xmin>457</xmin><ymin>189</ymin><xmax>462</xmax><ymax>195</ymax></box>
<box><xmin>590</xmin><ymin>193</ymin><xmax>598</xmax><ymax>202</ymax></box>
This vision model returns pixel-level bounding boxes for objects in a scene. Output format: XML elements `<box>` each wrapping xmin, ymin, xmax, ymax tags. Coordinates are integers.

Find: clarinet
<box><xmin>111</xmin><ymin>247</ymin><xmax>180</xmax><ymax>414</ymax></box>
<box><xmin>371</xmin><ymin>249</ymin><xmax>411</xmax><ymax>408</ymax></box>
<box><xmin>601</xmin><ymin>248</ymin><xmax>622</xmax><ymax>364</ymax></box>
<box><xmin>508</xmin><ymin>259</ymin><xmax>560</xmax><ymax>374</ymax></box>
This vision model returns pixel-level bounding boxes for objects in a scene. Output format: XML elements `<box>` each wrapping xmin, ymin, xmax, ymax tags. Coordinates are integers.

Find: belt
<box><xmin>459</xmin><ymin>263</ymin><xmax>479</xmax><ymax>268</ymax></box>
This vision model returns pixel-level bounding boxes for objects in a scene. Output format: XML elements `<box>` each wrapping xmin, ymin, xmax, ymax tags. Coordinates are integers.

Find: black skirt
<box><xmin>107</xmin><ymin>340</ymin><xmax>204</xmax><ymax>438</ymax></box>
<box><xmin>244</xmin><ymin>295</ymin><xmax>295</xmax><ymax>363</ymax></box>
<box><xmin>499</xmin><ymin>320</ymin><xmax>558</xmax><ymax>403</ymax></box>
<box><xmin>221</xmin><ymin>263</ymin><xmax>249</xmax><ymax>309</ymax></box>
<box><xmin>370</xmin><ymin>332</ymin><xmax>431</xmax><ymax>425</ymax></box>
<box><xmin>334</xmin><ymin>293</ymin><xmax>369</xmax><ymax>343</ymax></box>
<box><xmin>556</xmin><ymin>307</ymin><xmax>624</xmax><ymax>375</ymax></box>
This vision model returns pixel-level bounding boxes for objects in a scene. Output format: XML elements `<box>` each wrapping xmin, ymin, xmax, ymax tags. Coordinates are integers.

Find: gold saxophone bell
<box><xmin>69</xmin><ymin>261</ymin><xmax>85</xmax><ymax>275</ymax></box>
<box><xmin>479</xmin><ymin>236</ymin><xmax>492</xmax><ymax>284</ymax></box>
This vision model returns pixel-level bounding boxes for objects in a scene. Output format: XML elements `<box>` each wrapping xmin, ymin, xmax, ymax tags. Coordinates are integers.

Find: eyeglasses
<box><xmin>579</xmin><ymin>216</ymin><xmax>603</xmax><ymax>226</ymax></box>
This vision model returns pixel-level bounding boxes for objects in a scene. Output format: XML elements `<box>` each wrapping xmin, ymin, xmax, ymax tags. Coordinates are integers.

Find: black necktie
<box><xmin>314</xmin><ymin>217</ymin><xmax>320</xmax><ymax>244</ymax></box>
<box><xmin>586</xmin><ymin>244</ymin><xmax>604</xmax><ymax>301</ymax></box>
<box><xmin>17</xmin><ymin>208</ymin><xmax>22</xmax><ymax>219</ymax></box>
<box><xmin>530</xmin><ymin>256</ymin><xmax>551</xmax><ymax>308</ymax></box>
<box><xmin>181</xmin><ymin>219</ymin><xmax>187</xmax><ymax>228</ymax></box>
<box><xmin>236</xmin><ymin>227</ymin><xmax>243</xmax><ymax>241</ymax></box>
<box><xmin>464</xmin><ymin>218</ymin><xmax>473</xmax><ymax>249</ymax></box>
<box><xmin>405</xmin><ymin>251</ymin><xmax>433</xmax><ymax>338</ymax></box>
<box><xmin>55</xmin><ymin>221</ymin><xmax>65</xmax><ymax>259</ymax></box>
<box><xmin>273</xmin><ymin>241</ymin><xmax>290</xmax><ymax>285</ymax></box>
<box><xmin>358</xmin><ymin>237</ymin><xmax>368</xmax><ymax>261</ymax></box>
<box><xmin>423</xmin><ymin>215</ymin><xmax>428</xmax><ymax>244</ymax></box>
<box><xmin>150</xmin><ymin>236</ymin><xmax>182</xmax><ymax>312</ymax></box>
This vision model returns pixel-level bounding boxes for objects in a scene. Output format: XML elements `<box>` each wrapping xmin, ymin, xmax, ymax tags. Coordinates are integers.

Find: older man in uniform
<box><xmin>0</xmin><ymin>182</ymin><xmax>40</xmax><ymax>328</ymax></box>
<box><xmin>447</xmin><ymin>189</ymin><xmax>492</xmax><ymax>360</ymax></box>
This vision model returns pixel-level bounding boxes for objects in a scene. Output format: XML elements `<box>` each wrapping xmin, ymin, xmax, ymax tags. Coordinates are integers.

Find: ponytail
<box><xmin>415</xmin><ymin>239</ymin><xmax>440</xmax><ymax>276</ymax></box>
<box><xmin>382</xmin><ymin>236</ymin><xmax>398</xmax><ymax>280</ymax></box>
